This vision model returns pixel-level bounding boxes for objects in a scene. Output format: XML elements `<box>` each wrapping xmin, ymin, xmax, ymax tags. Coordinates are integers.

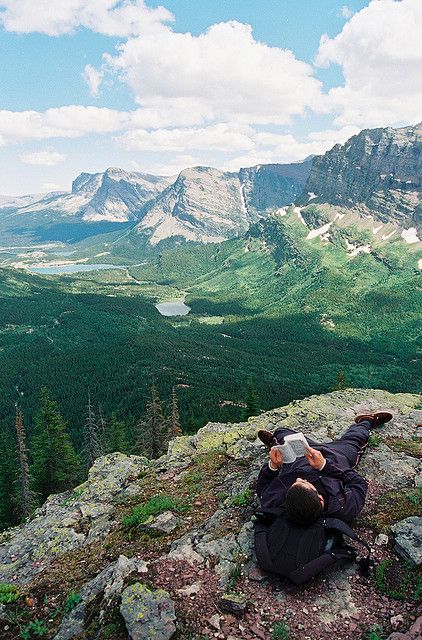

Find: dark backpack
<box><xmin>254</xmin><ymin>511</ymin><xmax>370</xmax><ymax>585</ymax></box>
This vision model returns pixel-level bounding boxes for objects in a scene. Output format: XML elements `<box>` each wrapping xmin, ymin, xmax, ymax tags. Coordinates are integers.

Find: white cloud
<box><xmin>341</xmin><ymin>5</ymin><xmax>354</xmax><ymax>19</ymax></box>
<box><xmin>117</xmin><ymin>123</ymin><xmax>255</xmax><ymax>152</ymax></box>
<box><xmin>0</xmin><ymin>106</ymin><xmax>129</xmax><ymax>144</ymax></box>
<box><xmin>0</xmin><ymin>0</ymin><xmax>173</xmax><ymax>36</ymax></box>
<box><xmin>41</xmin><ymin>182</ymin><xmax>67</xmax><ymax>192</ymax></box>
<box><xmin>316</xmin><ymin>0</ymin><xmax>422</xmax><ymax>128</ymax></box>
<box><xmin>102</xmin><ymin>20</ymin><xmax>325</xmax><ymax>126</ymax></box>
<box><xmin>82</xmin><ymin>64</ymin><xmax>104</xmax><ymax>97</ymax></box>
<box><xmin>20</xmin><ymin>150</ymin><xmax>66</xmax><ymax>166</ymax></box>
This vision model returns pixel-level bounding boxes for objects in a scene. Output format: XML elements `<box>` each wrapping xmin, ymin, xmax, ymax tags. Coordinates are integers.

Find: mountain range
<box><xmin>1</xmin><ymin>123</ymin><xmax>421</xmax><ymax>251</ymax></box>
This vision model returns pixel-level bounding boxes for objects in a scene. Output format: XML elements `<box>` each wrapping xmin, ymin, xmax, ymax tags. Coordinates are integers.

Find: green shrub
<box><xmin>122</xmin><ymin>495</ymin><xmax>190</xmax><ymax>528</ymax></box>
<box><xmin>231</xmin><ymin>489</ymin><xmax>252</xmax><ymax>507</ymax></box>
<box><xmin>64</xmin><ymin>590</ymin><xmax>82</xmax><ymax>613</ymax></box>
<box><xmin>375</xmin><ymin>558</ymin><xmax>421</xmax><ymax>601</ymax></box>
<box><xmin>20</xmin><ymin>620</ymin><xmax>48</xmax><ymax>639</ymax></box>
<box><xmin>365</xmin><ymin>624</ymin><xmax>385</xmax><ymax>640</ymax></box>
<box><xmin>272</xmin><ymin>621</ymin><xmax>289</xmax><ymax>640</ymax></box>
<box><xmin>0</xmin><ymin>582</ymin><xmax>20</xmax><ymax>604</ymax></box>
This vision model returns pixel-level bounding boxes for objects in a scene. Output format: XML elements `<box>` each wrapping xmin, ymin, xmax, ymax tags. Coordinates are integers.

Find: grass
<box><xmin>374</xmin><ymin>558</ymin><xmax>422</xmax><ymax>601</ymax></box>
<box><xmin>272</xmin><ymin>621</ymin><xmax>290</xmax><ymax>640</ymax></box>
<box><xmin>385</xmin><ymin>437</ymin><xmax>422</xmax><ymax>458</ymax></box>
<box><xmin>122</xmin><ymin>494</ymin><xmax>191</xmax><ymax>528</ymax></box>
<box><xmin>364</xmin><ymin>625</ymin><xmax>385</xmax><ymax>640</ymax></box>
<box><xmin>0</xmin><ymin>582</ymin><xmax>20</xmax><ymax>604</ymax></box>
<box><xmin>365</xmin><ymin>487</ymin><xmax>422</xmax><ymax>532</ymax></box>
<box><xmin>231</xmin><ymin>489</ymin><xmax>253</xmax><ymax>507</ymax></box>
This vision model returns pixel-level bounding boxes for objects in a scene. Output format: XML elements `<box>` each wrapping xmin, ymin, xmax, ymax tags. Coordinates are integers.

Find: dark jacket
<box><xmin>256</xmin><ymin>446</ymin><xmax>368</xmax><ymax>523</ymax></box>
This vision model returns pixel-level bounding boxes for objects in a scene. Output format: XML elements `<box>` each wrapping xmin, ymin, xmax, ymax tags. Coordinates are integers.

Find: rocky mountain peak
<box><xmin>0</xmin><ymin>389</ymin><xmax>420</xmax><ymax>639</ymax></box>
<box><xmin>302</xmin><ymin>123</ymin><xmax>422</xmax><ymax>230</ymax></box>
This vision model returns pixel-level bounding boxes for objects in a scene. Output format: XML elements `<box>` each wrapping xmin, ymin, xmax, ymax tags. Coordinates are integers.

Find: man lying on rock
<box><xmin>256</xmin><ymin>411</ymin><xmax>393</xmax><ymax>525</ymax></box>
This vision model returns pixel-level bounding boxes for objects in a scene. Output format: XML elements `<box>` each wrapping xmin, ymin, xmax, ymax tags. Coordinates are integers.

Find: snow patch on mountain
<box><xmin>306</xmin><ymin>221</ymin><xmax>333</xmax><ymax>240</ymax></box>
<box><xmin>401</xmin><ymin>227</ymin><xmax>420</xmax><ymax>244</ymax></box>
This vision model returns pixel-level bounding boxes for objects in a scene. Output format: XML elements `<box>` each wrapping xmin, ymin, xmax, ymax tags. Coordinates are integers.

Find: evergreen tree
<box><xmin>31</xmin><ymin>388</ymin><xmax>81</xmax><ymax>502</ymax></box>
<box><xmin>133</xmin><ymin>382</ymin><xmax>166</xmax><ymax>459</ymax></box>
<box><xmin>107</xmin><ymin>413</ymin><xmax>130</xmax><ymax>454</ymax></box>
<box><xmin>0</xmin><ymin>433</ymin><xmax>18</xmax><ymax>529</ymax></box>
<box><xmin>14</xmin><ymin>407</ymin><xmax>36</xmax><ymax>519</ymax></box>
<box><xmin>242</xmin><ymin>379</ymin><xmax>260</xmax><ymax>420</ymax></box>
<box><xmin>82</xmin><ymin>393</ymin><xmax>106</xmax><ymax>469</ymax></box>
<box><xmin>335</xmin><ymin>370</ymin><xmax>347</xmax><ymax>391</ymax></box>
<box><xmin>167</xmin><ymin>387</ymin><xmax>183</xmax><ymax>440</ymax></box>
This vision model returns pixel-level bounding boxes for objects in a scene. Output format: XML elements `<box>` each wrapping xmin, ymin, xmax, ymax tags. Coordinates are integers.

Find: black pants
<box><xmin>273</xmin><ymin>421</ymin><xmax>372</xmax><ymax>468</ymax></box>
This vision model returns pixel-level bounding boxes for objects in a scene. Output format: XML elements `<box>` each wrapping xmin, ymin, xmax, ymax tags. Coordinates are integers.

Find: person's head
<box><xmin>284</xmin><ymin>478</ymin><xmax>324</xmax><ymax>525</ymax></box>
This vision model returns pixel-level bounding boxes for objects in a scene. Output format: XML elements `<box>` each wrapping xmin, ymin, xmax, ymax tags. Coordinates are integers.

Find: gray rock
<box><xmin>301</xmin><ymin>123</ymin><xmax>422</xmax><ymax>226</ymax></box>
<box><xmin>219</xmin><ymin>593</ymin><xmax>249</xmax><ymax>616</ymax></box>
<box><xmin>359</xmin><ymin>445</ymin><xmax>420</xmax><ymax>487</ymax></box>
<box><xmin>120</xmin><ymin>583</ymin><xmax>176</xmax><ymax>640</ymax></box>
<box><xmin>149</xmin><ymin>511</ymin><xmax>179</xmax><ymax>534</ymax></box>
<box><xmin>375</xmin><ymin>533</ymin><xmax>389</xmax><ymax>546</ymax></box>
<box><xmin>391</xmin><ymin>516</ymin><xmax>422</xmax><ymax>565</ymax></box>
<box><xmin>0</xmin><ymin>453</ymin><xmax>148</xmax><ymax>584</ymax></box>
<box><xmin>0</xmin><ymin>603</ymin><xmax>6</xmax><ymax>619</ymax></box>
<box><xmin>54</xmin><ymin>554</ymin><xmax>147</xmax><ymax>640</ymax></box>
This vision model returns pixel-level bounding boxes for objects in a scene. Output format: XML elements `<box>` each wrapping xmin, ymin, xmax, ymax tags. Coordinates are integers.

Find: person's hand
<box><xmin>305</xmin><ymin>446</ymin><xmax>326</xmax><ymax>470</ymax></box>
<box><xmin>269</xmin><ymin>445</ymin><xmax>283</xmax><ymax>470</ymax></box>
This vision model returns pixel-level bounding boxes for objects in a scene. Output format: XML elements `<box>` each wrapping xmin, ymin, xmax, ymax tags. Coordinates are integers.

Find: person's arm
<box><xmin>319</xmin><ymin>462</ymin><xmax>368</xmax><ymax>522</ymax></box>
<box><xmin>256</xmin><ymin>446</ymin><xmax>290</xmax><ymax>510</ymax></box>
<box><xmin>305</xmin><ymin>446</ymin><xmax>368</xmax><ymax>522</ymax></box>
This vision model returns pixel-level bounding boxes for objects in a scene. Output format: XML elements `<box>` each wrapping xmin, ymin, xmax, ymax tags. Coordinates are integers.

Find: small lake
<box><xmin>155</xmin><ymin>301</ymin><xmax>191</xmax><ymax>316</ymax></box>
<box><xmin>29</xmin><ymin>263</ymin><xmax>126</xmax><ymax>275</ymax></box>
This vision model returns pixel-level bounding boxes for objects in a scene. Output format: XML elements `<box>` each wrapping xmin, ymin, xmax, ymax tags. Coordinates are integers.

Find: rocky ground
<box><xmin>0</xmin><ymin>388</ymin><xmax>421</xmax><ymax>640</ymax></box>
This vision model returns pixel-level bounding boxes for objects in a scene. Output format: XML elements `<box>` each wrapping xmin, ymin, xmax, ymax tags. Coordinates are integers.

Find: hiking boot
<box><xmin>355</xmin><ymin>411</ymin><xmax>393</xmax><ymax>428</ymax></box>
<box><xmin>257</xmin><ymin>429</ymin><xmax>278</xmax><ymax>448</ymax></box>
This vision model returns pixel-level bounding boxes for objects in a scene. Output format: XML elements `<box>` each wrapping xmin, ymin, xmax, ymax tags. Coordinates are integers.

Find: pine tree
<box><xmin>82</xmin><ymin>393</ymin><xmax>106</xmax><ymax>469</ymax></box>
<box><xmin>107</xmin><ymin>413</ymin><xmax>130</xmax><ymax>454</ymax></box>
<box><xmin>335</xmin><ymin>370</ymin><xmax>347</xmax><ymax>391</ymax></box>
<box><xmin>167</xmin><ymin>387</ymin><xmax>183</xmax><ymax>440</ymax></box>
<box><xmin>0</xmin><ymin>433</ymin><xmax>18</xmax><ymax>529</ymax></box>
<box><xmin>14</xmin><ymin>407</ymin><xmax>36</xmax><ymax>519</ymax></box>
<box><xmin>242</xmin><ymin>379</ymin><xmax>260</xmax><ymax>420</ymax></box>
<box><xmin>31</xmin><ymin>388</ymin><xmax>81</xmax><ymax>502</ymax></box>
<box><xmin>134</xmin><ymin>382</ymin><xmax>166</xmax><ymax>459</ymax></box>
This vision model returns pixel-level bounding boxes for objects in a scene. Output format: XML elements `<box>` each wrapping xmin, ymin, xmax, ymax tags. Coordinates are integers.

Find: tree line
<box><xmin>0</xmin><ymin>381</ymin><xmax>260</xmax><ymax>531</ymax></box>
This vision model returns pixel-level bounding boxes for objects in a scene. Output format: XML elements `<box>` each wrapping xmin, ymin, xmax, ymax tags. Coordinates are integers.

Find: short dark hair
<box><xmin>284</xmin><ymin>484</ymin><xmax>322</xmax><ymax>525</ymax></box>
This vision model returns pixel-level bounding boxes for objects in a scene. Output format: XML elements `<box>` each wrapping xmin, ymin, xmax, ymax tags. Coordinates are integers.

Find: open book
<box><xmin>274</xmin><ymin>432</ymin><xmax>309</xmax><ymax>464</ymax></box>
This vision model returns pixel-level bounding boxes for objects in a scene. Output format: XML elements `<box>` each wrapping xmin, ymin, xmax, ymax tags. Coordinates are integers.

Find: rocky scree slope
<box><xmin>0</xmin><ymin>389</ymin><xmax>421</xmax><ymax>640</ymax></box>
<box><xmin>302</xmin><ymin>123</ymin><xmax>422</xmax><ymax>231</ymax></box>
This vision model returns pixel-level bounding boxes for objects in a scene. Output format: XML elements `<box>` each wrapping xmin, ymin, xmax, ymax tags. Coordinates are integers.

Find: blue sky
<box><xmin>0</xmin><ymin>0</ymin><xmax>420</xmax><ymax>194</ymax></box>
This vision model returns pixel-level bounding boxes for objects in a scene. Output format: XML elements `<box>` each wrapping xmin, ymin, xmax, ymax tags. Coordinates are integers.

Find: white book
<box><xmin>274</xmin><ymin>432</ymin><xmax>309</xmax><ymax>464</ymax></box>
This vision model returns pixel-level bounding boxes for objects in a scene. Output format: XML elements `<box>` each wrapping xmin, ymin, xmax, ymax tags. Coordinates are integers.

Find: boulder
<box><xmin>53</xmin><ymin>555</ymin><xmax>148</xmax><ymax>640</ymax></box>
<box><xmin>0</xmin><ymin>453</ymin><xmax>148</xmax><ymax>584</ymax></box>
<box><xmin>391</xmin><ymin>516</ymin><xmax>422</xmax><ymax>565</ymax></box>
<box><xmin>120</xmin><ymin>582</ymin><xmax>176</xmax><ymax>640</ymax></box>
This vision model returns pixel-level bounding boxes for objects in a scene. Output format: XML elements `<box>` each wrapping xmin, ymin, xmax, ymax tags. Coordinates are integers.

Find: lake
<box><xmin>29</xmin><ymin>263</ymin><xmax>126</xmax><ymax>275</ymax></box>
<box><xmin>155</xmin><ymin>301</ymin><xmax>191</xmax><ymax>316</ymax></box>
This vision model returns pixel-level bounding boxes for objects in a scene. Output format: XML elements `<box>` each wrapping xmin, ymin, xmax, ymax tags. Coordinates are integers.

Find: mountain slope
<box><xmin>302</xmin><ymin>123</ymin><xmax>422</xmax><ymax>230</ymax></box>
<box><xmin>15</xmin><ymin>167</ymin><xmax>173</xmax><ymax>222</ymax></box>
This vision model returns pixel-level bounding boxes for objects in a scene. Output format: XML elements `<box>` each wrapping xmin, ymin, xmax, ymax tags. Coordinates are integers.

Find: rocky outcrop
<box><xmin>0</xmin><ymin>389</ymin><xmax>420</xmax><ymax>640</ymax></box>
<box><xmin>391</xmin><ymin>517</ymin><xmax>422</xmax><ymax>565</ymax></box>
<box><xmin>302</xmin><ymin>123</ymin><xmax>422</xmax><ymax>230</ymax></box>
<box><xmin>53</xmin><ymin>555</ymin><xmax>148</xmax><ymax>640</ymax></box>
<box><xmin>0</xmin><ymin>452</ymin><xmax>149</xmax><ymax>583</ymax></box>
<box><xmin>120</xmin><ymin>583</ymin><xmax>176</xmax><ymax>640</ymax></box>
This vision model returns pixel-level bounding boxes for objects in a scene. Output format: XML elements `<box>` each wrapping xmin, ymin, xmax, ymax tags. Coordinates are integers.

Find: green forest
<box><xmin>0</xmin><ymin>208</ymin><xmax>420</xmax><ymax>530</ymax></box>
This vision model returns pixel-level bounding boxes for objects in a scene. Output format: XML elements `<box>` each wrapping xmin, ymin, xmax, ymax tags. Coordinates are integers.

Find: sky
<box><xmin>0</xmin><ymin>0</ymin><xmax>421</xmax><ymax>195</ymax></box>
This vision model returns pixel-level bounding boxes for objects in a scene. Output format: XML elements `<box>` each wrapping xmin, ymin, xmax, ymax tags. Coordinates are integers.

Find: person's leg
<box><xmin>327</xmin><ymin>421</ymin><xmax>372</xmax><ymax>467</ymax></box>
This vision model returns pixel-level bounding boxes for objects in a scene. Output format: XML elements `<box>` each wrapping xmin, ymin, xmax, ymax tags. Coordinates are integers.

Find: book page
<box><xmin>278</xmin><ymin>433</ymin><xmax>309</xmax><ymax>463</ymax></box>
